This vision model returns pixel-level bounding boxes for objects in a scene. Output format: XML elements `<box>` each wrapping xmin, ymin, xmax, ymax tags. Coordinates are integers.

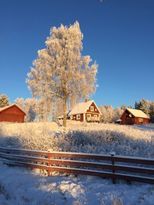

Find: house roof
<box><xmin>126</xmin><ymin>108</ymin><xmax>150</xmax><ymax>119</ymax></box>
<box><xmin>0</xmin><ymin>104</ymin><xmax>26</xmax><ymax>115</ymax></box>
<box><xmin>69</xmin><ymin>100</ymin><xmax>101</xmax><ymax>115</ymax></box>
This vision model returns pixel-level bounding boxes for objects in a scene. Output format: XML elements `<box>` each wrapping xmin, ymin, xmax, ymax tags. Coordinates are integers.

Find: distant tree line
<box><xmin>1</xmin><ymin>93</ymin><xmax>154</xmax><ymax>123</ymax></box>
<box><xmin>99</xmin><ymin>105</ymin><xmax>123</xmax><ymax>123</ymax></box>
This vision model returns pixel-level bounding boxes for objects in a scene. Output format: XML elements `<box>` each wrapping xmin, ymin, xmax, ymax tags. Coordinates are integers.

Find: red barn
<box><xmin>0</xmin><ymin>104</ymin><xmax>26</xmax><ymax>123</ymax></box>
<box><xmin>120</xmin><ymin>108</ymin><xmax>150</xmax><ymax>125</ymax></box>
<box><xmin>68</xmin><ymin>100</ymin><xmax>101</xmax><ymax>122</ymax></box>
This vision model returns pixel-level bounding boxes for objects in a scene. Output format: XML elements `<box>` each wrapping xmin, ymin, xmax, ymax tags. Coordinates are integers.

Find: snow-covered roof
<box><xmin>0</xmin><ymin>104</ymin><xmax>26</xmax><ymax>114</ymax></box>
<box><xmin>0</xmin><ymin>105</ymin><xmax>12</xmax><ymax>112</ymax></box>
<box><xmin>58</xmin><ymin>115</ymin><xmax>63</xmax><ymax>118</ymax></box>
<box><xmin>69</xmin><ymin>100</ymin><xmax>101</xmax><ymax>115</ymax></box>
<box><xmin>126</xmin><ymin>108</ymin><xmax>150</xmax><ymax>119</ymax></box>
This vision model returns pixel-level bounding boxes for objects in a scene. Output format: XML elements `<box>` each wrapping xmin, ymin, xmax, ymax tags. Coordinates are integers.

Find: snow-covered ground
<box><xmin>134</xmin><ymin>124</ymin><xmax>154</xmax><ymax>131</ymax></box>
<box><xmin>0</xmin><ymin>162</ymin><xmax>153</xmax><ymax>205</ymax></box>
<box><xmin>0</xmin><ymin>122</ymin><xmax>154</xmax><ymax>204</ymax></box>
<box><xmin>0</xmin><ymin>122</ymin><xmax>154</xmax><ymax>158</ymax></box>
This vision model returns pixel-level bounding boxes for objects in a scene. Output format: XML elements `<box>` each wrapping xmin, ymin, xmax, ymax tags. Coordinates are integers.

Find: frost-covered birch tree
<box><xmin>15</xmin><ymin>98</ymin><xmax>37</xmax><ymax>122</ymax></box>
<box><xmin>27</xmin><ymin>22</ymin><xmax>98</xmax><ymax>126</ymax></box>
<box><xmin>0</xmin><ymin>94</ymin><xmax>9</xmax><ymax>107</ymax></box>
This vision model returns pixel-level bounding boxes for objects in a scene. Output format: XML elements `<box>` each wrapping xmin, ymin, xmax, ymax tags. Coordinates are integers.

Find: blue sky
<box><xmin>0</xmin><ymin>0</ymin><xmax>154</xmax><ymax>107</ymax></box>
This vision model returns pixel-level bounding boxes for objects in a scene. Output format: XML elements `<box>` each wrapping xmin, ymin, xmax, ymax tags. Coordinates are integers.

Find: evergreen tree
<box><xmin>149</xmin><ymin>102</ymin><xmax>154</xmax><ymax>123</ymax></box>
<box><xmin>135</xmin><ymin>99</ymin><xmax>150</xmax><ymax>114</ymax></box>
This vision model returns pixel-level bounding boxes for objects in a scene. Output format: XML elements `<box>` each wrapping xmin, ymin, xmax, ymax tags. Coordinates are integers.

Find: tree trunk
<box><xmin>63</xmin><ymin>96</ymin><xmax>67</xmax><ymax>127</ymax></box>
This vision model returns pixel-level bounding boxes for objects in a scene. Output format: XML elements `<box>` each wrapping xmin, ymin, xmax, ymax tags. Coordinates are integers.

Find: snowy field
<box><xmin>134</xmin><ymin>124</ymin><xmax>154</xmax><ymax>131</ymax></box>
<box><xmin>0</xmin><ymin>122</ymin><xmax>154</xmax><ymax>205</ymax></box>
<box><xmin>0</xmin><ymin>162</ymin><xmax>154</xmax><ymax>205</ymax></box>
<box><xmin>0</xmin><ymin>122</ymin><xmax>154</xmax><ymax>158</ymax></box>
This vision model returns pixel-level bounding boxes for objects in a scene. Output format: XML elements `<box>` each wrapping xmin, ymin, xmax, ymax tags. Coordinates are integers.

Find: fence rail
<box><xmin>0</xmin><ymin>146</ymin><xmax>153</xmax><ymax>184</ymax></box>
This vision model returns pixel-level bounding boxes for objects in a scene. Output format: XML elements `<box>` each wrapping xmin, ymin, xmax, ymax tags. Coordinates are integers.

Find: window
<box><xmin>94</xmin><ymin>115</ymin><xmax>98</xmax><ymax>120</ymax></box>
<box><xmin>90</xmin><ymin>106</ymin><xmax>94</xmax><ymax>112</ymax></box>
<box><xmin>87</xmin><ymin>114</ymin><xmax>91</xmax><ymax>121</ymax></box>
<box><xmin>76</xmin><ymin>114</ymin><xmax>80</xmax><ymax>120</ymax></box>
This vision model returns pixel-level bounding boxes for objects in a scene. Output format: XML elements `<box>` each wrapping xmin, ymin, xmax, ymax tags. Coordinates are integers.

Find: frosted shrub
<box><xmin>58</xmin><ymin>130</ymin><xmax>154</xmax><ymax>157</ymax></box>
<box><xmin>0</xmin><ymin>122</ymin><xmax>154</xmax><ymax>158</ymax></box>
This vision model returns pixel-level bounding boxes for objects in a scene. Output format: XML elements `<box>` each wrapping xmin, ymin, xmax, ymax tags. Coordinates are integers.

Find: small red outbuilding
<box><xmin>0</xmin><ymin>104</ymin><xmax>26</xmax><ymax>123</ymax></box>
<box><xmin>120</xmin><ymin>108</ymin><xmax>150</xmax><ymax>125</ymax></box>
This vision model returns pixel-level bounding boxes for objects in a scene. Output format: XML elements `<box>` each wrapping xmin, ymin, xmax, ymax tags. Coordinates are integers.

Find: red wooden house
<box><xmin>68</xmin><ymin>100</ymin><xmax>101</xmax><ymax>122</ymax></box>
<box><xmin>0</xmin><ymin>104</ymin><xmax>26</xmax><ymax>123</ymax></box>
<box><xmin>120</xmin><ymin>108</ymin><xmax>150</xmax><ymax>125</ymax></box>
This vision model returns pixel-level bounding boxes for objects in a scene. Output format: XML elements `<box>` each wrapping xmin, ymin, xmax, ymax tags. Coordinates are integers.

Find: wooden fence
<box><xmin>0</xmin><ymin>146</ymin><xmax>153</xmax><ymax>184</ymax></box>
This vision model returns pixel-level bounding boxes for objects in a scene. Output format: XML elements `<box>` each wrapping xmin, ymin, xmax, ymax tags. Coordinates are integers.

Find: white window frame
<box><xmin>76</xmin><ymin>114</ymin><xmax>80</xmax><ymax>120</ymax></box>
<box><xmin>90</xmin><ymin>106</ymin><xmax>94</xmax><ymax>112</ymax></box>
<box><xmin>87</xmin><ymin>114</ymin><xmax>91</xmax><ymax>121</ymax></box>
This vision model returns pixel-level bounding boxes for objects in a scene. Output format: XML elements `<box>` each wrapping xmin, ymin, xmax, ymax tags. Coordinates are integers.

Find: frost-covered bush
<box><xmin>0</xmin><ymin>122</ymin><xmax>154</xmax><ymax>158</ymax></box>
<box><xmin>53</xmin><ymin>129</ymin><xmax>154</xmax><ymax>158</ymax></box>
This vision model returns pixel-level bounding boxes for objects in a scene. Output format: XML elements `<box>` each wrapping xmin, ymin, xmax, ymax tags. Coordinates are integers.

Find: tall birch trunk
<box><xmin>63</xmin><ymin>96</ymin><xmax>67</xmax><ymax>127</ymax></box>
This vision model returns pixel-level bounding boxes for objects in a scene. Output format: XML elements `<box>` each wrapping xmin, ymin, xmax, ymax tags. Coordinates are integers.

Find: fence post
<box><xmin>47</xmin><ymin>152</ymin><xmax>51</xmax><ymax>176</ymax></box>
<box><xmin>110</xmin><ymin>152</ymin><xmax>116</xmax><ymax>184</ymax></box>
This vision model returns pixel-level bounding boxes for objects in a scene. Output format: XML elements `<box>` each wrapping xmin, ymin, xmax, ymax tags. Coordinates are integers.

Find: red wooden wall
<box><xmin>0</xmin><ymin>105</ymin><xmax>25</xmax><ymax>123</ymax></box>
<box><xmin>120</xmin><ymin>110</ymin><xmax>150</xmax><ymax>125</ymax></box>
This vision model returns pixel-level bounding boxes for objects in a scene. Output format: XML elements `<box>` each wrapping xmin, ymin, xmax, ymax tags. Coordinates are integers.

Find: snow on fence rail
<box><xmin>0</xmin><ymin>146</ymin><xmax>153</xmax><ymax>184</ymax></box>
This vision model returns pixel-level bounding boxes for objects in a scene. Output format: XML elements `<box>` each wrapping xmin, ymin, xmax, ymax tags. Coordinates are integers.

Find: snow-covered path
<box><xmin>0</xmin><ymin>163</ymin><xmax>153</xmax><ymax>205</ymax></box>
